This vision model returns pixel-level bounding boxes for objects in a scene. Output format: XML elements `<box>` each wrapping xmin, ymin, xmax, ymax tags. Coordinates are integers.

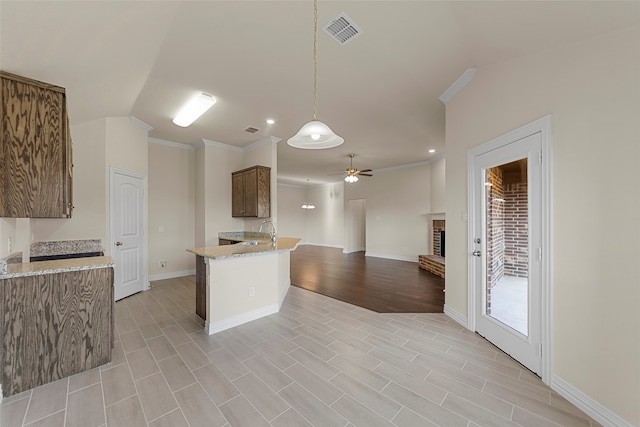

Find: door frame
<box><xmin>109</xmin><ymin>166</ymin><xmax>149</xmax><ymax>296</ymax></box>
<box><xmin>467</xmin><ymin>115</ymin><xmax>553</xmax><ymax>384</ymax></box>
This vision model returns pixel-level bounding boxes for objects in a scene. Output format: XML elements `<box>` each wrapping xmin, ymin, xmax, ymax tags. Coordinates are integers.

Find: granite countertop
<box><xmin>217</xmin><ymin>231</ymin><xmax>272</xmax><ymax>242</ymax></box>
<box><xmin>30</xmin><ymin>239</ymin><xmax>104</xmax><ymax>257</ymax></box>
<box><xmin>0</xmin><ymin>256</ymin><xmax>115</xmax><ymax>279</ymax></box>
<box><xmin>187</xmin><ymin>237</ymin><xmax>301</xmax><ymax>260</ymax></box>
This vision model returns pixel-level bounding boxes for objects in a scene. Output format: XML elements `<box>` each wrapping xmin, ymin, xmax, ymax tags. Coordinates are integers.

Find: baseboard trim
<box><xmin>279</xmin><ymin>281</ymin><xmax>291</xmax><ymax>309</ymax></box>
<box><xmin>301</xmin><ymin>242</ymin><xmax>343</xmax><ymax>249</ymax></box>
<box><xmin>149</xmin><ymin>269</ymin><xmax>195</xmax><ymax>282</ymax></box>
<box><xmin>365</xmin><ymin>252</ymin><xmax>417</xmax><ymax>263</ymax></box>
<box><xmin>444</xmin><ymin>305</ymin><xmax>468</xmax><ymax>328</ymax></box>
<box><xmin>551</xmin><ymin>375</ymin><xmax>634</xmax><ymax>427</ymax></box>
<box><xmin>205</xmin><ymin>304</ymin><xmax>279</xmax><ymax>335</ymax></box>
<box><xmin>343</xmin><ymin>247</ymin><xmax>365</xmax><ymax>254</ymax></box>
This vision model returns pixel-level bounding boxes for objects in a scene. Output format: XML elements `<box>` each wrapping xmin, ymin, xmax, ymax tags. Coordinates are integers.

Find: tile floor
<box><xmin>1</xmin><ymin>276</ymin><xmax>600</xmax><ymax>427</ymax></box>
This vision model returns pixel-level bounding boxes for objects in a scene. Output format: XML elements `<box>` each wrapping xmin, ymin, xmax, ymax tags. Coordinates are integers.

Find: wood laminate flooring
<box><xmin>290</xmin><ymin>245</ymin><xmax>445</xmax><ymax>313</ymax></box>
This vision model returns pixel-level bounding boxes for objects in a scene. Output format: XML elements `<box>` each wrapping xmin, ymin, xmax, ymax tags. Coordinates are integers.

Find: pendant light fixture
<box><xmin>301</xmin><ymin>179</ymin><xmax>316</xmax><ymax>209</ymax></box>
<box><xmin>287</xmin><ymin>0</ymin><xmax>344</xmax><ymax>149</ymax></box>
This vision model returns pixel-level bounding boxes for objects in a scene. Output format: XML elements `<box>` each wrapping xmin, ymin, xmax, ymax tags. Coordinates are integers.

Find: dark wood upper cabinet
<box><xmin>0</xmin><ymin>71</ymin><xmax>73</xmax><ymax>218</ymax></box>
<box><xmin>231</xmin><ymin>165</ymin><xmax>270</xmax><ymax>218</ymax></box>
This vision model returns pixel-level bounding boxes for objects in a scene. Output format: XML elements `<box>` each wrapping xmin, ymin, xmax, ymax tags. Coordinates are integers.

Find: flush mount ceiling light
<box><xmin>287</xmin><ymin>0</ymin><xmax>344</xmax><ymax>150</ymax></box>
<box><xmin>172</xmin><ymin>93</ymin><xmax>216</xmax><ymax>127</ymax></box>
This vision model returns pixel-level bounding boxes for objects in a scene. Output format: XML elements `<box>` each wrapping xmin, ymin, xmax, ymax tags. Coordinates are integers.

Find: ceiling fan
<box><xmin>344</xmin><ymin>154</ymin><xmax>372</xmax><ymax>183</ymax></box>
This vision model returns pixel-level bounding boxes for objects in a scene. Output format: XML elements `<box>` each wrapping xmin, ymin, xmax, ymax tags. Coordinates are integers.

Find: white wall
<box><xmin>241</xmin><ymin>138</ymin><xmax>279</xmax><ymax>232</ymax></box>
<box><xmin>194</xmin><ymin>139</ymin><xmax>277</xmax><ymax>248</ymax></box>
<box><xmin>0</xmin><ymin>218</ymin><xmax>16</xmax><ymax>258</ymax></box>
<box><xmin>31</xmin><ymin>119</ymin><xmax>107</xmax><ymax>246</ymax></box>
<box><xmin>305</xmin><ymin>182</ymin><xmax>344</xmax><ymax>247</ymax></box>
<box><xmin>445</xmin><ymin>25</ymin><xmax>640</xmax><ymax>425</ymax></box>
<box><xmin>345</xmin><ymin>164</ymin><xmax>431</xmax><ymax>261</ymax></box>
<box><xmin>31</xmin><ymin>116</ymin><xmax>149</xmax><ymax>256</ymax></box>
<box><xmin>344</xmin><ymin>199</ymin><xmax>366</xmax><ymax>253</ymax></box>
<box><xmin>198</xmin><ymin>142</ymin><xmax>243</xmax><ymax>247</ymax></box>
<box><xmin>276</xmin><ymin>184</ymin><xmax>308</xmax><ymax>242</ymax></box>
<box><xmin>148</xmin><ymin>141</ymin><xmax>195</xmax><ymax>278</ymax></box>
<box><xmin>430</xmin><ymin>156</ymin><xmax>445</xmax><ymax>213</ymax></box>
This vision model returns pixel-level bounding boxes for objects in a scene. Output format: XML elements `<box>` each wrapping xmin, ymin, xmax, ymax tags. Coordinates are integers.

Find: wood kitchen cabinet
<box><xmin>0</xmin><ymin>71</ymin><xmax>73</xmax><ymax>218</ymax></box>
<box><xmin>1</xmin><ymin>266</ymin><xmax>113</xmax><ymax>396</ymax></box>
<box><xmin>232</xmin><ymin>165</ymin><xmax>270</xmax><ymax>218</ymax></box>
<box><xmin>218</xmin><ymin>238</ymin><xmax>240</xmax><ymax>245</ymax></box>
<box><xmin>195</xmin><ymin>255</ymin><xmax>206</xmax><ymax>320</ymax></box>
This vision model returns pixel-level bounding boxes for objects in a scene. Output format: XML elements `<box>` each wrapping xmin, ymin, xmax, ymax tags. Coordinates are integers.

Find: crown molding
<box><xmin>198</xmin><ymin>139</ymin><xmax>243</xmax><ymax>152</ymax></box>
<box><xmin>128</xmin><ymin>116</ymin><xmax>153</xmax><ymax>132</ymax></box>
<box><xmin>244</xmin><ymin>136</ymin><xmax>282</xmax><ymax>151</ymax></box>
<box><xmin>148</xmin><ymin>137</ymin><xmax>194</xmax><ymax>150</ymax></box>
<box><xmin>439</xmin><ymin>68</ymin><xmax>477</xmax><ymax>105</ymax></box>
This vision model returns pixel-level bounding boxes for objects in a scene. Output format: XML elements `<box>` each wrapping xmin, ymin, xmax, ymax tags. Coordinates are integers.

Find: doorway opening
<box><xmin>344</xmin><ymin>198</ymin><xmax>366</xmax><ymax>254</ymax></box>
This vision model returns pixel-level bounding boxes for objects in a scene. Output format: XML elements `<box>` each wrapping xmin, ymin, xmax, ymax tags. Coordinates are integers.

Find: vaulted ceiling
<box><xmin>2</xmin><ymin>1</ymin><xmax>638</xmax><ymax>185</ymax></box>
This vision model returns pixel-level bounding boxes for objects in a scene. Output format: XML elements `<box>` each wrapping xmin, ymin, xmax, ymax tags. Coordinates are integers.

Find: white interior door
<box><xmin>112</xmin><ymin>170</ymin><xmax>146</xmax><ymax>301</ymax></box>
<box><xmin>470</xmin><ymin>131</ymin><xmax>543</xmax><ymax>375</ymax></box>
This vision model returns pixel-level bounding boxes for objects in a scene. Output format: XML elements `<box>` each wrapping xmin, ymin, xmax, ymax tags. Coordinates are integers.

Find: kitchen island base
<box><xmin>188</xmin><ymin>237</ymin><xmax>300</xmax><ymax>335</ymax></box>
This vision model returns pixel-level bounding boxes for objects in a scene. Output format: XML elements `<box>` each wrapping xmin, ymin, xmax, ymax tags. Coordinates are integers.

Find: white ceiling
<box><xmin>2</xmin><ymin>1</ymin><xmax>638</xmax><ymax>186</ymax></box>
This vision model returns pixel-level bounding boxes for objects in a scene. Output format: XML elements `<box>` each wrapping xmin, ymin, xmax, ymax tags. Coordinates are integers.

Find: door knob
<box><xmin>115</xmin><ymin>241</ymin><xmax>123</xmax><ymax>246</ymax></box>
<box><xmin>472</xmin><ymin>250</ymin><xmax>481</xmax><ymax>257</ymax></box>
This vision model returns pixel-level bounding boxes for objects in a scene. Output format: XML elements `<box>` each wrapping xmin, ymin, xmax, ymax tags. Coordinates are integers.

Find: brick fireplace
<box><xmin>418</xmin><ymin>220</ymin><xmax>446</xmax><ymax>278</ymax></box>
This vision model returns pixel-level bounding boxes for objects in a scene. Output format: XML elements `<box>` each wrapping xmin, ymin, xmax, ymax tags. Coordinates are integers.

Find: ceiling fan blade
<box><xmin>359</xmin><ymin>169</ymin><xmax>372</xmax><ymax>173</ymax></box>
<box><xmin>359</xmin><ymin>173</ymin><xmax>373</xmax><ymax>177</ymax></box>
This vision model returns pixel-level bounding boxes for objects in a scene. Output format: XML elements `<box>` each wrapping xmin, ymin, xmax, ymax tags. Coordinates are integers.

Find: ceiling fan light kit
<box><xmin>287</xmin><ymin>0</ymin><xmax>344</xmax><ymax>150</ymax></box>
<box><xmin>343</xmin><ymin>153</ymin><xmax>372</xmax><ymax>183</ymax></box>
<box><xmin>172</xmin><ymin>92</ymin><xmax>216</xmax><ymax>127</ymax></box>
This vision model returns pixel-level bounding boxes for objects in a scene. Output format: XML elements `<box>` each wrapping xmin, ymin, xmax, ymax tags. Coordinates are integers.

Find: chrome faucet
<box><xmin>259</xmin><ymin>219</ymin><xmax>277</xmax><ymax>244</ymax></box>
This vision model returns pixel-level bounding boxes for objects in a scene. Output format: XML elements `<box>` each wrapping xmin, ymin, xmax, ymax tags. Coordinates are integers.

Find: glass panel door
<box><xmin>484</xmin><ymin>159</ymin><xmax>529</xmax><ymax>336</ymax></box>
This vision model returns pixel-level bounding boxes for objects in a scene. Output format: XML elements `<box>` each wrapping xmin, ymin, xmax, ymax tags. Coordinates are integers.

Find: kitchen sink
<box><xmin>239</xmin><ymin>240</ymin><xmax>262</xmax><ymax>245</ymax></box>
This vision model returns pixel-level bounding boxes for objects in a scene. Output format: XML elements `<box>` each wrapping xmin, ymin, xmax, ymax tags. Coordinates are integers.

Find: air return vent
<box><xmin>323</xmin><ymin>13</ymin><xmax>361</xmax><ymax>45</ymax></box>
<box><xmin>244</xmin><ymin>126</ymin><xmax>260</xmax><ymax>134</ymax></box>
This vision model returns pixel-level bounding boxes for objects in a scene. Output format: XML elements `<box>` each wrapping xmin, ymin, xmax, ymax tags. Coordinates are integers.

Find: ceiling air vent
<box><xmin>323</xmin><ymin>13</ymin><xmax>361</xmax><ymax>45</ymax></box>
<box><xmin>244</xmin><ymin>126</ymin><xmax>260</xmax><ymax>134</ymax></box>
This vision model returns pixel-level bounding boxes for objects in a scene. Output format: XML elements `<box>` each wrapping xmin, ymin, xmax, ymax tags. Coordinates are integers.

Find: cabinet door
<box><xmin>243</xmin><ymin>168</ymin><xmax>258</xmax><ymax>217</ymax></box>
<box><xmin>195</xmin><ymin>256</ymin><xmax>206</xmax><ymax>320</ymax></box>
<box><xmin>0</xmin><ymin>74</ymin><xmax>68</xmax><ymax>218</ymax></box>
<box><xmin>256</xmin><ymin>167</ymin><xmax>271</xmax><ymax>218</ymax></box>
<box><xmin>231</xmin><ymin>172</ymin><xmax>244</xmax><ymax>217</ymax></box>
<box><xmin>63</xmin><ymin>102</ymin><xmax>73</xmax><ymax>217</ymax></box>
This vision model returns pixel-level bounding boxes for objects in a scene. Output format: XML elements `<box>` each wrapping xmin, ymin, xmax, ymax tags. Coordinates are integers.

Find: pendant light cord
<box><xmin>313</xmin><ymin>0</ymin><xmax>318</xmax><ymax>121</ymax></box>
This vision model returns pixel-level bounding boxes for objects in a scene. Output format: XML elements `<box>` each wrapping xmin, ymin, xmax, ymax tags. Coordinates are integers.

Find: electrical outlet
<box><xmin>159</xmin><ymin>260</ymin><xmax>167</xmax><ymax>268</ymax></box>
<box><xmin>249</xmin><ymin>287</ymin><xmax>255</xmax><ymax>297</ymax></box>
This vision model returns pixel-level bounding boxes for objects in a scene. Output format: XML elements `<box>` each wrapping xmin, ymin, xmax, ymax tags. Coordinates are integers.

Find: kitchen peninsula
<box><xmin>187</xmin><ymin>233</ymin><xmax>301</xmax><ymax>335</ymax></box>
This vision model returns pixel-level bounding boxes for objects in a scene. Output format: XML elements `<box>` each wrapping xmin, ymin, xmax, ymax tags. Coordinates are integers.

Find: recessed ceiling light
<box><xmin>428</xmin><ymin>149</ymin><xmax>436</xmax><ymax>153</ymax></box>
<box><xmin>266</xmin><ymin>118</ymin><xmax>275</xmax><ymax>125</ymax></box>
<box><xmin>173</xmin><ymin>93</ymin><xmax>216</xmax><ymax>127</ymax></box>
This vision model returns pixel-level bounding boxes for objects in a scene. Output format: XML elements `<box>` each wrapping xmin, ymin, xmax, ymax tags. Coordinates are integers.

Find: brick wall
<box><xmin>486</xmin><ymin>167</ymin><xmax>504</xmax><ymax>292</ymax></box>
<box><xmin>504</xmin><ymin>182</ymin><xmax>528</xmax><ymax>278</ymax></box>
<box><xmin>433</xmin><ymin>220</ymin><xmax>445</xmax><ymax>256</ymax></box>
